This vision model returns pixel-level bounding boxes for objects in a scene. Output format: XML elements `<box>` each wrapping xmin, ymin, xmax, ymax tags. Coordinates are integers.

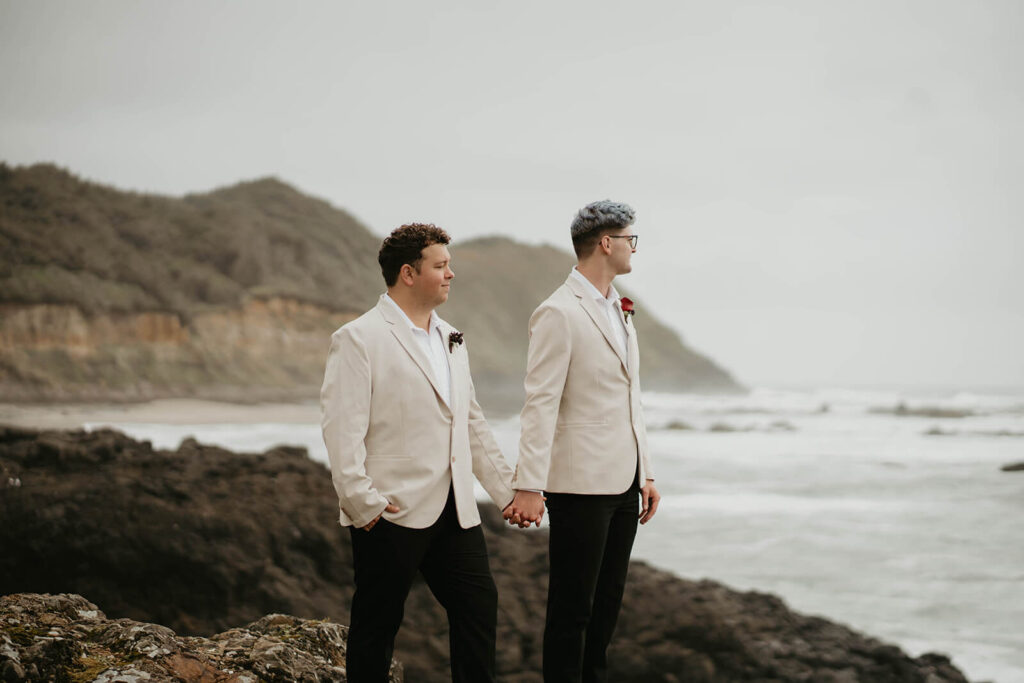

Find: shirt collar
<box><xmin>383</xmin><ymin>293</ymin><xmax>442</xmax><ymax>335</ymax></box>
<box><xmin>570</xmin><ymin>267</ymin><xmax>620</xmax><ymax>305</ymax></box>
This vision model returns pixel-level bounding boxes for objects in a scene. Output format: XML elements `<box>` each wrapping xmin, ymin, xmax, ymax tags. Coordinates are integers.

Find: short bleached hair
<box><xmin>570</xmin><ymin>200</ymin><xmax>635</xmax><ymax>258</ymax></box>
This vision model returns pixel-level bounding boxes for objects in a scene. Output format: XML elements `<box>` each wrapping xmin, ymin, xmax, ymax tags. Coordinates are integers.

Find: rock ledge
<box><xmin>0</xmin><ymin>592</ymin><xmax>401</xmax><ymax>682</ymax></box>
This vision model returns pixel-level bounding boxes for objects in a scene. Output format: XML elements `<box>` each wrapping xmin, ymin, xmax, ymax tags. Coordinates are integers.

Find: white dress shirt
<box><xmin>569</xmin><ymin>268</ymin><xmax>629</xmax><ymax>370</ymax></box>
<box><xmin>383</xmin><ymin>293</ymin><xmax>452</xmax><ymax>406</ymax></box>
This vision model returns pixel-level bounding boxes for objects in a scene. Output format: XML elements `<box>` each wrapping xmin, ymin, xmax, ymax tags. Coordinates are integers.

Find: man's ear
<box><xmin>399</xmin><ymin>264</ymin><xmax>415</xmax><ymax>286</ymax></box>
<box><xmin>599</xmin><ymin>234</ymin><xmax>613</xmax><ymax>255</ymax></box>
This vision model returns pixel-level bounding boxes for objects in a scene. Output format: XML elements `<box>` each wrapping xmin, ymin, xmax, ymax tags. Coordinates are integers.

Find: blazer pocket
<box><xmin>365</xmin><ymin>454</ymin><xmax>413</xmax><ymax>485</ymax></box>
<box><xmin>366</xmin><ymin>453</ymin><xmax>411</xmax><ymax>461</ymax></box>
<box><xmin>557</xmin><ymin>419</ymin><xmax>609</xmax><ymax>428</ymax></box>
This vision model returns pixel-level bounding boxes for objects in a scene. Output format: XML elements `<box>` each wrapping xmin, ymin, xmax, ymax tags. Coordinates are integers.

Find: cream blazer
<box><xmin>320</xmin><ymin>295</ymin><xmax>515</xmax><ymax>529</ymax></box>
<box><xmin>513</xmin><ymin>275</ymin><xmax>652</xmax><ymax>493</ymax></box>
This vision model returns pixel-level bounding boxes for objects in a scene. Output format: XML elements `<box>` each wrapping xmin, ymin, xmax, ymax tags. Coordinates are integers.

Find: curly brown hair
<box><xmin>378</xmin><ymin>223</ymin><xmax>451</xmax><ymax>287</ymax></box>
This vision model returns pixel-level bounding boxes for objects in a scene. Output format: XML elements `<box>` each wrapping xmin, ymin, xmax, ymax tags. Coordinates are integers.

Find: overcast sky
<box><xmin>2</xmin><ymin>1</ymin><xmax>1021</xmax><ymax>390</ymax></box>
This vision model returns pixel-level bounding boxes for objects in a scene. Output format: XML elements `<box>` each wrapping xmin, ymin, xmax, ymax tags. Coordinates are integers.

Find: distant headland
<box><xmin>0</xmin><ymin>163</ymin><xmax>742</xmax><ymax>413</ymax></box>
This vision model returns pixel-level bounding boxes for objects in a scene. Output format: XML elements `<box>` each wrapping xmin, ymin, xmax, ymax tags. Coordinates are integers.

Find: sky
<box><xmin>2</xmin><ymin>0</ymin><xmax>1021</xmax><ymax>390</ymax></box>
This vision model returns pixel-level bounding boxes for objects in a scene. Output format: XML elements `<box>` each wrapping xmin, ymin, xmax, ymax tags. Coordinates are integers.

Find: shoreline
<box><xmin>4</xmin><ymin>395</ymin><xmax>1021</xmax><ymax>680</ymax></box>
<box><xmin>0</xmin><ymin>399</ymin><xmax>322</xmax><ymax>430</ymax></box>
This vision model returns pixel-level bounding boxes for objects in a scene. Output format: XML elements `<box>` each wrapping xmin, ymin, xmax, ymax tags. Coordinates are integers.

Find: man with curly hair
<box><xmin>505</xmin><ymin>200</ymin><xmax>660</xmax><ymax>682</ymax></box>
<box><xmin>320</xmin><ymin>223</ymin><xmax>523</xmax><ymax>683</ymax></box>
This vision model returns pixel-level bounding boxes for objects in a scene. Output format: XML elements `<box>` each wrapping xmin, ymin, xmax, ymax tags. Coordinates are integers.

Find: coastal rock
<box><xmin>1001</xmin><ymin>461</ymin><xmax>1024</xmax><ymax>472</ymax></box>
<box><xmin>0</xmin><ymin>426</ymin><xmax>970</xmax><ymax>682</ymax></box>
<box><xmin>869</xmin><ymin>403</ymin><xmax>974</xmax><ymax>419</ymax></box>
<box><xmin>0</xmin><ymin>592</ymin><xmax>401</xmax><ymax>682</ymax></box>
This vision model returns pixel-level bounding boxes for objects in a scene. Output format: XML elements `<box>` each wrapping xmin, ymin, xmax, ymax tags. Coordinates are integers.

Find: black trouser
<box><xmin>543</xmin><ymin>479</ymin><xmax>641</xmax><ymax>683</ymax></box>
<box><xmin>346</xmin><ymin>488</ymin><xmax>498</xmax><ymax>683</ymax></box>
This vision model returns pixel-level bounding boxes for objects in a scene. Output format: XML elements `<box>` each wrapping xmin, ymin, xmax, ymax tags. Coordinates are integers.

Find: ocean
<box><xmin>86</xmin><ymin>386</ymin><xmax>1024</xmax><ymax>682</ymax></box>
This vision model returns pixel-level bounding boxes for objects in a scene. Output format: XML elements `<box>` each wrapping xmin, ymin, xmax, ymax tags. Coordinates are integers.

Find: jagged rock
<box><xmin>0</xmin><ymin>426</ymin><xmax>970</xmax><ymax>682</ymax></box>
<box><xmin>0</xmin><ymin>593</ymin><xmax>401</xmax><ymax>682</ymax></box>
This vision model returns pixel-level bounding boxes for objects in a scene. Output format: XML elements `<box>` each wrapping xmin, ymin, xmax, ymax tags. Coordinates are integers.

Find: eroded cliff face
<box><xmin>1</xmin><ymin>165</ymin><xmax>744</xmax><ymax>406</ymax></box>
<box><xmin>0</xmin><ymin>304</ymin><xmax>190</xmax><ymax>349</ymax></box>
<box><xmin>0</xmin><ymin>298</ymin><xmax>357</xmax><ymax>402</ymax></box>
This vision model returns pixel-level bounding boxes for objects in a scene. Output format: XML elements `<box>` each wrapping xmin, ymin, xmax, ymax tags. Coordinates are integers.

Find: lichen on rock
<box><xmin>0</xmin><ymin>593</ymin><xmax>401</xmax><ymax>682</ymax></box>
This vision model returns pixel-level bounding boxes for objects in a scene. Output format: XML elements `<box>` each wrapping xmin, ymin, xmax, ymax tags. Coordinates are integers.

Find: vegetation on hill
<box><xmin>0</xmin><ymin>163</ymin><xmax>741</xmax><ymax>404</ymax></box>
<box><xmin>444</xmin><ymin>236</ymin><xmax>739</xmax><ymax>403</ymax></box>
<box><xmin>0</xmin><ymin>163</ymin><xmax>381</xmax><ymax>317</ymax></box>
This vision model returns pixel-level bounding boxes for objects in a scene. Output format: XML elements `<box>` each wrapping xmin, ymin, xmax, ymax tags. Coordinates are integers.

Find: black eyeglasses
<box><xmin>607</xmin><ymin>235</ymin><xmax>638</xmax><ymax>249</ymax></box>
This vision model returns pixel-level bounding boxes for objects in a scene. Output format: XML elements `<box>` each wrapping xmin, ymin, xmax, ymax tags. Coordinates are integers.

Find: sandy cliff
<box><xmin>0</xmin><ymin>163</ymin><xmax>742</xmax><ymax>409</ymax></box>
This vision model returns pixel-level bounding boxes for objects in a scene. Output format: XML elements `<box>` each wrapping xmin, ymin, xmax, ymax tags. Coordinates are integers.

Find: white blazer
<box><xmin>513</xmin><ymin>275</ymin><xmax>652</xmax><ymax>493</ymax></box>
<box><xmin>321</xmin><ymin>295</ymin><xmax>515</xmax><ymax>529</ymax></box>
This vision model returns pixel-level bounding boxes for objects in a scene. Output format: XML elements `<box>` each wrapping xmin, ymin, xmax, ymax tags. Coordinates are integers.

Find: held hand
<box><xmin>502</xmin><ymin>498</ymin><xmax>527</xmax><ymax>528</ymax></box>
<box><xmin>502</xmin><ymin>503</ymin><xmax>531</xmax><ymax>529</ymax></box>
<box><xmin>639</xmin><ymin>480</ymin><xmax>660</xmax><ymax>525</ymax></box>
<box><xmin>503</xmin><ymin>490</ymin><xmax>546</xmax><ymax>528</ymax></box>
<box><xmin>362</xmin><ymin>502</ymin><xmax>400</xmax><ymax>531</ymax></box>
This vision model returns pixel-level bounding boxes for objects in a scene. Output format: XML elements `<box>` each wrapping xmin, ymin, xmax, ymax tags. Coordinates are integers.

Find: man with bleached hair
<box><xmin>504</xmin><ymin>200</ymin><xmax>660</xmax><ymax>682</ymax></box>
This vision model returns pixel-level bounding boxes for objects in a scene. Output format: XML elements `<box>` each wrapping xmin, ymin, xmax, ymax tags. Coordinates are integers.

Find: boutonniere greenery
<box><xmin>620</xmin><ymin>297</ymin><xmax>635</xmax><ymax>324</ymax></box>
<box><xmin>448</xmin><ymin>331</ymin><xmax>464</xmax><ymax>353</ymax></box>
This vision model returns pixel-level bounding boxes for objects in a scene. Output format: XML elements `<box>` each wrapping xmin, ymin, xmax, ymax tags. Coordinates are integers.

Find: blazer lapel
<box><xmin>438</xmin><ymin>319</ymin><xmax>465</xmax><ymax>416</ymax></box>
<box><xmin>624</xmin><ymin>313</ymin><xmax>638</xmax><ymax>379</ymax></box>
<box><xmin>376</xmin><ymin>296</ymin><xmax>453</xmax><ymax>414</ymax></box>
<box><xmin>565</xmin><ymin>276</ymin><xmax>629</xmax><ymax>373</ymax></box>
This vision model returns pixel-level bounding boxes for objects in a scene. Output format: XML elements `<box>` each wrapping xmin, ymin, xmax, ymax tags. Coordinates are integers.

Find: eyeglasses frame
<box><xmin>606</xmin><ymin>234</ymin><xmax>639</xmax><ymax>249</ymax></box>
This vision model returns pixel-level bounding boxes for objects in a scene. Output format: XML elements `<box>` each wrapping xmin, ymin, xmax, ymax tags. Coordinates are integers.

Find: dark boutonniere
<box><xmin>448</xmin><ymin>331</ymin><xmax>464</xmax><ymax>353</ymax></box>
<box><xmin>620</xmin><ymin>297</ymin><xmax>635</xmax><ymax>324</ymax></box>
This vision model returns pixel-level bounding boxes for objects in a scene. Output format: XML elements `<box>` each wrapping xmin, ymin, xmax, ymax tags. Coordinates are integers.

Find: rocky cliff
<box><xmin>0</xmin><ymin>426</ymin><xmax>969</xmax><ymax>682</ymax></box>
<box><xmin>0</xmin><ymin>163</ymin><xmax>742</xmax><ymax>410</ymax></box>
<box><xmin>0</xmin><ymin>298</ymin><xmax>355</xmax><ymax>403</ymax></box>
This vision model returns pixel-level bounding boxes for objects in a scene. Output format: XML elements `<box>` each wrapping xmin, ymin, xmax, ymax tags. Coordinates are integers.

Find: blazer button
<box><xmin>451</xmin><ymin>456</ymin><xmax>457</xmax><ymax>463</ymax></box>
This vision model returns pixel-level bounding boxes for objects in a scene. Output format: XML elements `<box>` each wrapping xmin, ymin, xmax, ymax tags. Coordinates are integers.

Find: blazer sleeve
<box><xmin>640</xmin><ymin>429</ymin><xmax>654</xmax><ymax>482</ymax></box>
<box><xmin>631</xmin><ymin>326</ymin><xmax>655</xmax><ymax>482</ymax></box>
<box><xmin>320</xmin><ymin>327</ymin><xmax>389</xmax><ymax>528</ymax></box>
<box><xmin>465</xmin><ymin>346</ymin><xmax>516</xmax><ymax>510</ymax></box>
<box><xmin>513</xmin><ymin>303</ymin><xmax>572</xmax><ymax>491</ymax></box>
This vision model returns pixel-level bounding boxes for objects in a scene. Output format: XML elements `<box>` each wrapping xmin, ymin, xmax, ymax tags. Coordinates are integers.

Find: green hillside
<box><xmin>0</xmin><ymin>163</ymin><xmax>381</xmax><ymax>317</ymax></box>
<box><xmin>0</xmin><ymin>163</ymin><xmax>742</xmax><ymax>408</ymax></box>
<box><xmin>443</xmin><ymin>237</ymin><xmax>740</xmax><ymax>408</ymax></box>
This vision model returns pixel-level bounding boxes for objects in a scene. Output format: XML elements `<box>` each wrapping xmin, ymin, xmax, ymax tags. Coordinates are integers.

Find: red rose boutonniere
<box><xmin>448</xmin><ymin>331</ymin><xmax>464</xmax><ymax>353</ymax></box>
<box><xmin>620</xmin><ymin>297</ymin><xmax>635</xmax><ymax>324</ymax></box>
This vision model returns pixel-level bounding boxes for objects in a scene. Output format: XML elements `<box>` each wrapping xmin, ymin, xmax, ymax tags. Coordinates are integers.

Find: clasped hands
<box><xmin>502</xmin><ymin>480</ymin><xmax>660</xmax><ymax>529</ymax></box>
<box><xmin>364</xmin><ymin>495</ymin><xmax>543</xmax><ymax>532</ymax></box>
<box><xmin>366</xmin><ymin>481</ymin><xmax>659</xmax><ymax>531</ymax></box>
<box><xmin>503</xmin><ymin>490</ymin><xmax>545</xmax><ymax>528</ymax></box>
